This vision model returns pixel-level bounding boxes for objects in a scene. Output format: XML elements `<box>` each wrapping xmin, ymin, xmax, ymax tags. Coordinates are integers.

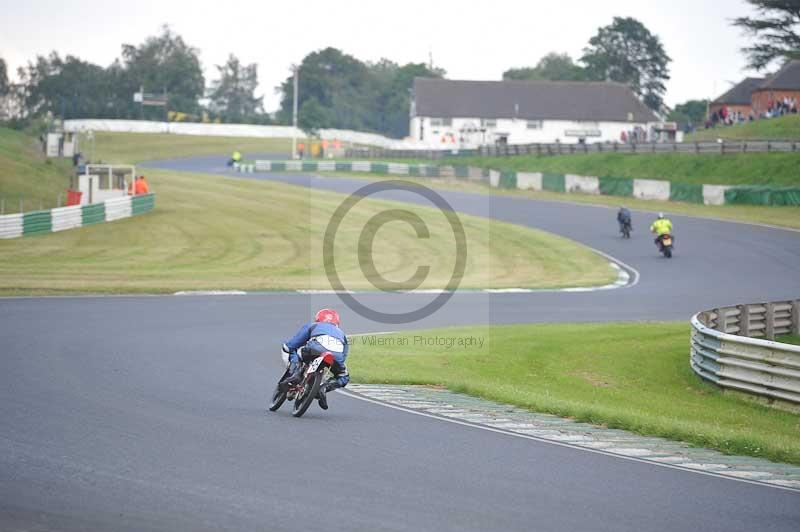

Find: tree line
<box><xmin>0</xmin><ymin>2</ymin><xmax>796</xmax><ymax>137</ymax></box>
<box><xmin>0</xmin><ymin>26</ymin><xmax>441</xmax><ymax>138</ymax></box>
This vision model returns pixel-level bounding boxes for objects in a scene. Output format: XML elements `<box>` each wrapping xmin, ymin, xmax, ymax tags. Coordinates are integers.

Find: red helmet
<box><xmin>315</xmin><ymin>308</ymin><xmax>340</xmax><ymax>327</ymax></box>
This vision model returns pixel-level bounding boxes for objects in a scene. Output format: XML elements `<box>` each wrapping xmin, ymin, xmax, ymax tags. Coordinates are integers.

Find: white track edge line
<box><xmin>338</xmin><ymin>389</ymin><xmax>800</xmax><ymax>494</ymax></box>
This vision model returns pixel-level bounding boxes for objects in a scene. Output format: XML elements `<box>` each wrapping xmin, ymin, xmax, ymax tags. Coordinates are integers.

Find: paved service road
<box><xmin>1</xmin><ymin>156</ymin><xmax>799</xmax><ymax>531</ymax></box>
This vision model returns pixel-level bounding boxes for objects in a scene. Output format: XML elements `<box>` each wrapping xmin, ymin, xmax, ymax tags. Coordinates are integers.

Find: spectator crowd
<box><xmin>706</xmin><ymin>96</ymin><xmax>798</xmax><ymax>129</ymax></box>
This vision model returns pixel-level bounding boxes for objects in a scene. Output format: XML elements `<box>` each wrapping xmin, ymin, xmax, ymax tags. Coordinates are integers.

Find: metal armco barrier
<box><xmin>691</xmin><ymin>300</ymin><xmax>800</xmax><ymax>405</ymax></box>
<box><xmin>0</xmin><ymin>194</ymin><xmax>155</xmax><ymax>239</ymax></box>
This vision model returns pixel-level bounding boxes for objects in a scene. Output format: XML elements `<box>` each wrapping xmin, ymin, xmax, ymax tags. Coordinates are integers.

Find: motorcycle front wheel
<box><xmin>268</xmin><ymin>384</ymin><xmax>287</xmax><ymax>411</ymax></box>
<box><xmin>292</xmin><ymin>371</ymin><xmax>323</xmax><ymax>418</ymax></box>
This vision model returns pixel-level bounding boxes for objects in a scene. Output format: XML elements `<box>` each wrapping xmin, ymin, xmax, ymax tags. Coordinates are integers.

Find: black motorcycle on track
<box><xmin>656</xmin><ymin>233</ymin><xmax>674</xmax><ymax>258</ymax></box>
<box><xmin>269</xmin><ymin>351</ymin><xmax>334</xmax><ymax>417</ymax></box>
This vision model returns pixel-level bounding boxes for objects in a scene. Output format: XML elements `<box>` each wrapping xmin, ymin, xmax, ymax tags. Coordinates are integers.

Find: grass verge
<box><xmin>77</xmin><ymin>131</ymin><xmax>293</xmax><ymax>164</ymax></box>
<box><xmin>0</xmin><ymin>168</ymin><xmax>614</xmax><ymax>295</ymax></box>
<box><xmin>439</xmin><ymin>152</ymin><xmax>800</xmax><ymax>187</ymax></box>
<box><xmin>317</xmin><ymin>172</ymin><xmax>800</xmax><ymax>230</ymax></box>
<box><xmin>0</xmin><ymin>127</ymin><xmax>74</xmax><ymax>213</ymax></box>
<box><xmin>349</xmin><ymin>323</ymin><xmax>800</xmax><ymax>465</ymax></box>
<box><xmin>686</xmin><ymin>114</ymin><xmax>800</xmax><ymax>142</ymax></box>
<box><xmin>777</xmin><ymin>334</ymin><xmax>800</xmax><ymax>346</ymax></box>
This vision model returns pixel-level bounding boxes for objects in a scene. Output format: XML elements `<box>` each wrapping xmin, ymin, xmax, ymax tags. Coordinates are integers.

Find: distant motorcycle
<box><xmin>269</xmin><ymin>350</ymin><xmax>334</xmax><ymax>417</ymax></box>
<box><xmin>620</xmin><ymin>221</ymin><xmax>632</xmax><ymax>239</ymax></box>
<box><xmin>656</xmin><ymin>233</ymin><xmax>674</xmax><ymax>258</ymax></box>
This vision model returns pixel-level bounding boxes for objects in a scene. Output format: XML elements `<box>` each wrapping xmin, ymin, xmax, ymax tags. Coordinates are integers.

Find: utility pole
<box><xmin>292</xmin><ymin>66</ymin><xmax>299</xmax><ymax>160</ymax></box>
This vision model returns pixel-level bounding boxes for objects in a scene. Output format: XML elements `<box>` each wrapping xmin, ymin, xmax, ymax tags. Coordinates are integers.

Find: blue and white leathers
<box><xmin>283</xmin><ymin>321</ymin><xmax>350</xmax><ymax>387</ymax></box>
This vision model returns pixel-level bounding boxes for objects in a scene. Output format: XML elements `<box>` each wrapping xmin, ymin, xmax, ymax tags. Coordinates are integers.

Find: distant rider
<box><xmin>280</xmin><ymin>308</ymin><xmax>349</xmax><ymax>410</ymax></box>
<box><xmin>228</xmin><ymin>150</ymin><xmax>242</xmax><ymax>167</ymax></box>
<box><xmin>650</xmin><ymin>212</ymin><xmax>673</xmax><ymax>246</ymax></box>
<box><xmin>617</xmin><ymin>206</ymin><xmax>632</xmax><ymax>234</ymax></box>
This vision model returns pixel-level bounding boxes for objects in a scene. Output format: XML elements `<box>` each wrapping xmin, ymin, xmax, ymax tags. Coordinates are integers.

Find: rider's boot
<box><xmin>318</xmin><ymin>380</ymin><xmax>337</xmax><ymax>410</ymax></box>
<box><xmin>279</xmin><ymin>359</ymin><xmax>303</xmax><ymax>391</ymax></box>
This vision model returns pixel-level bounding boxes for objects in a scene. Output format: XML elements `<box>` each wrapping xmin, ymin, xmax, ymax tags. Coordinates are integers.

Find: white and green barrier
<box><xmin>236</xmin><ymin>161</ymin><xmax>798</xmax><ymax>207</ymax></box>
<box><xmin>0</xmin><ymin>194</ymin><xmax>155</xmax><ymax>239</ymax></box>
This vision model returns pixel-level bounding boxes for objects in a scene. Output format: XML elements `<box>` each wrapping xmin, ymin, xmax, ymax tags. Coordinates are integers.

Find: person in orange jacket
<box><xmin>132</xmin><ymin>175</ymin><xmax>150</xmax><ymax>195</ymax></box>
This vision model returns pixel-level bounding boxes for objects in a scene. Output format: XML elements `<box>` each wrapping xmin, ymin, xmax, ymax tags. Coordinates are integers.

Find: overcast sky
<box><xmin>1</xmin><ymin>0</ymin><xmax>764</xmax><ymax>112</ymax></box>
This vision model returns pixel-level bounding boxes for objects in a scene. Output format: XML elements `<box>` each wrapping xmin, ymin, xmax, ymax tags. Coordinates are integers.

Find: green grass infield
<box><xmin>0</xmin><ymin>168</ymin><xmax>614</xmax><ymax>295</ymax></box>
<box><xmin>350</xmin><ymin>322</ymin><xmax>800</xmax><ymax>465</ymax></box>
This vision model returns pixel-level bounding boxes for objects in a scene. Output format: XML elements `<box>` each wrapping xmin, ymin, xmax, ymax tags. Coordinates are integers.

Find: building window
<box><xmin>482</xmin><ymin>119</ymin><xmax>497</xmax><ymax>128</ymax></box>
<box><xmin>430</xmin><ymin>118</ymin><xmax>452</xmax><ymax>127</ymax></box>
<box><xmin>526</xmin><ymin>120</ymin><xmax>542</xmax><ymax>129</ymax></box>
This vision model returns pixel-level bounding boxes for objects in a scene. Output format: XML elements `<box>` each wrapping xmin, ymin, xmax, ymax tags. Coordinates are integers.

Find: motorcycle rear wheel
<box><xmin>292</xmin><ymin>371</ymin><xmax>323</xmax><ymax>418</ymax></box>
<box><xmin>664</xmin><ymin>248</ymin><xmax>672</xmax><ymax>258</ymax></box>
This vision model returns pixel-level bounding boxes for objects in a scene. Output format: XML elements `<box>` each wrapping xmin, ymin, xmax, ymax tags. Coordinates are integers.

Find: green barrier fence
<box><xmin>335</xmin><ymin>162</ymin><xmax>352</xmax><ymax>172</ymax></box>
<box><xmin>22</xmin><ymin>211</ymin><xmax>53</xmax><ymax>235</ymax></box>
<box><xmin>542</xmin><ymin>173</ymin><xmax>566</xmax><ymax>192</ymax></box>
<box><xmin>271</xmin><ymin>162</ymin><xmax>287</xmax><ymax>171</ymax></box>
<box><xmin>408</xmin><ymin>165</ymin><xmax>421</xmax><ymax>176</ymax></box>
<box><xmin>454</xmin><ymin>166</ymin><xmax>470</xmax><ymax>179</ymax></box>
<box><xmin>424</xmin><ymin>166</ymin><xmax>440</xmax><ymax>177</ymax></box>
<box><xmin>302</xmin><ymin>162</ymin><xmax>318</xmax><ymax>172</ymax></box>
<box><xmin>725</xmin><ymin>186</ymin><xmax>800</xmax><ymax>206</ymax></box>
<box><xmin>599</xmin><ymin>176</ymin><xmax>634</xmax><ymax>197</ymax></box>
<box><xmin>669</xmin><ymin>182</ymin><xmax>704</xmax><ymax>204</ymax></box>
<box><xmin>81</xmin><ymin>203</ymin><xmax>105</xmax><ymax>225</ymax></box>
<box><xmin>131</xmin><ymin>194</ymin><xmax>156</xmax><ymax>216</ymax></box>
<box><xmin>371</xmin><ymin>163</ymin><xmax>389</xmax><ymax>174</ymax></box>
<box><xmin>499</xmin><ymin>171</ymin><xmax>518</xmax><ymax>189</ymax></box>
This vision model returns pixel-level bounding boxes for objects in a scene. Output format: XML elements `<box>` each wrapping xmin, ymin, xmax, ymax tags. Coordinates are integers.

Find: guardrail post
<box><xmin>738</xmin><ymin>304</ymin><xmax>750</xmax><ymax>337</ymax></box>
<box><xmin>715</xmin><ymin>307</ymin><xmax>725</xmax><ymax>332</ymax></box>
<box><xmin>695</xmin><ymin>142</ymin><xmax>699</xmax><ymax>154</ymax></box>
<box><xmin>792</xmin><ymin>300</ymin><xmax>800</xmax><ymax>335</ymax></box>
<box><xmin>765</xmin><ymin>302</ymin><xmax>775</xmax><ymax>340</ymax></box>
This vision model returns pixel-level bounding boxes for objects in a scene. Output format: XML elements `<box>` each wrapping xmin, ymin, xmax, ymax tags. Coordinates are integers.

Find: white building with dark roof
<box><xmin>410</xmin><ymin>78</ymin><xmax>662</xmax><ymax>147</ymax></box>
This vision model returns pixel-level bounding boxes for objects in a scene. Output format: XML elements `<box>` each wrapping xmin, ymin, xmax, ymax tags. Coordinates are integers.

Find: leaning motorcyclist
<box><xmin>617</xmin><ymin>205</ymin><xmax>632</xmax><ymax>234</ymax></box>
<box><xmin>227</xmin><ymin>150</ymin><xmax>242</xmax><ymax>167</ymax></box>
<box><xmin>649</xmin><ymin>212</ymin><xmax>673</xmax><ymax>246</ymax></box>
<box><xmin>280</xmin><ymin>308</ymin><xmax>349</xmax><ymax>410</ymax></box>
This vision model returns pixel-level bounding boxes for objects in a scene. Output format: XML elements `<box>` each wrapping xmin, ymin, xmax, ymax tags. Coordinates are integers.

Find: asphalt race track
<box><xmin>1</xmin><ymin>156</ymin><xmax>799</xmax><ymax>531</ymax></box>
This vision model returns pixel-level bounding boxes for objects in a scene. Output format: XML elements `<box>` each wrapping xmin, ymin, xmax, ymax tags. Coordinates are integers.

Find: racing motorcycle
<box><xmin>620</xmin><ymin>221</ymin><xmax>632</xmax><ymax>239</ymax></box>
<box><xmin>657</xmin><ymin>233</ymin><xmax>674</xmax><ymax>258</ymax></box>
<box><xmin>269</xmin><ymin>349</ymin><xmax>334</xmax><ymax>417</ymax></box>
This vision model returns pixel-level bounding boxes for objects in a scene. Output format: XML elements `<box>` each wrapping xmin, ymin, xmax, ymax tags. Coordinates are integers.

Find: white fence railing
<box><xmin>691</xmin><ymin>300</ymin><xmax>800</xmax><ymax>405</ymax></box>
<box><xmin>62</xmin><ymin>119</ymin><xmax>436</xmax><ymax>150</ymax></box>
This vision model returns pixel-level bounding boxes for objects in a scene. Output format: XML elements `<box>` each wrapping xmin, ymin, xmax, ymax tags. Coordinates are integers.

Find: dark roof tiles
<box><xmin>757</xmin><ymin>60</ymin><xmax>800</xmax><ymax>91</ymax></box>
<box><xmin>712</xmin><ymin>77</ymin><xmax>764</xmax><ymax>105</ymax></box>
<box><xmin>413</xmin><ymin>78</ymin><xmax>659</xmax><ymax>123</ymax></box>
